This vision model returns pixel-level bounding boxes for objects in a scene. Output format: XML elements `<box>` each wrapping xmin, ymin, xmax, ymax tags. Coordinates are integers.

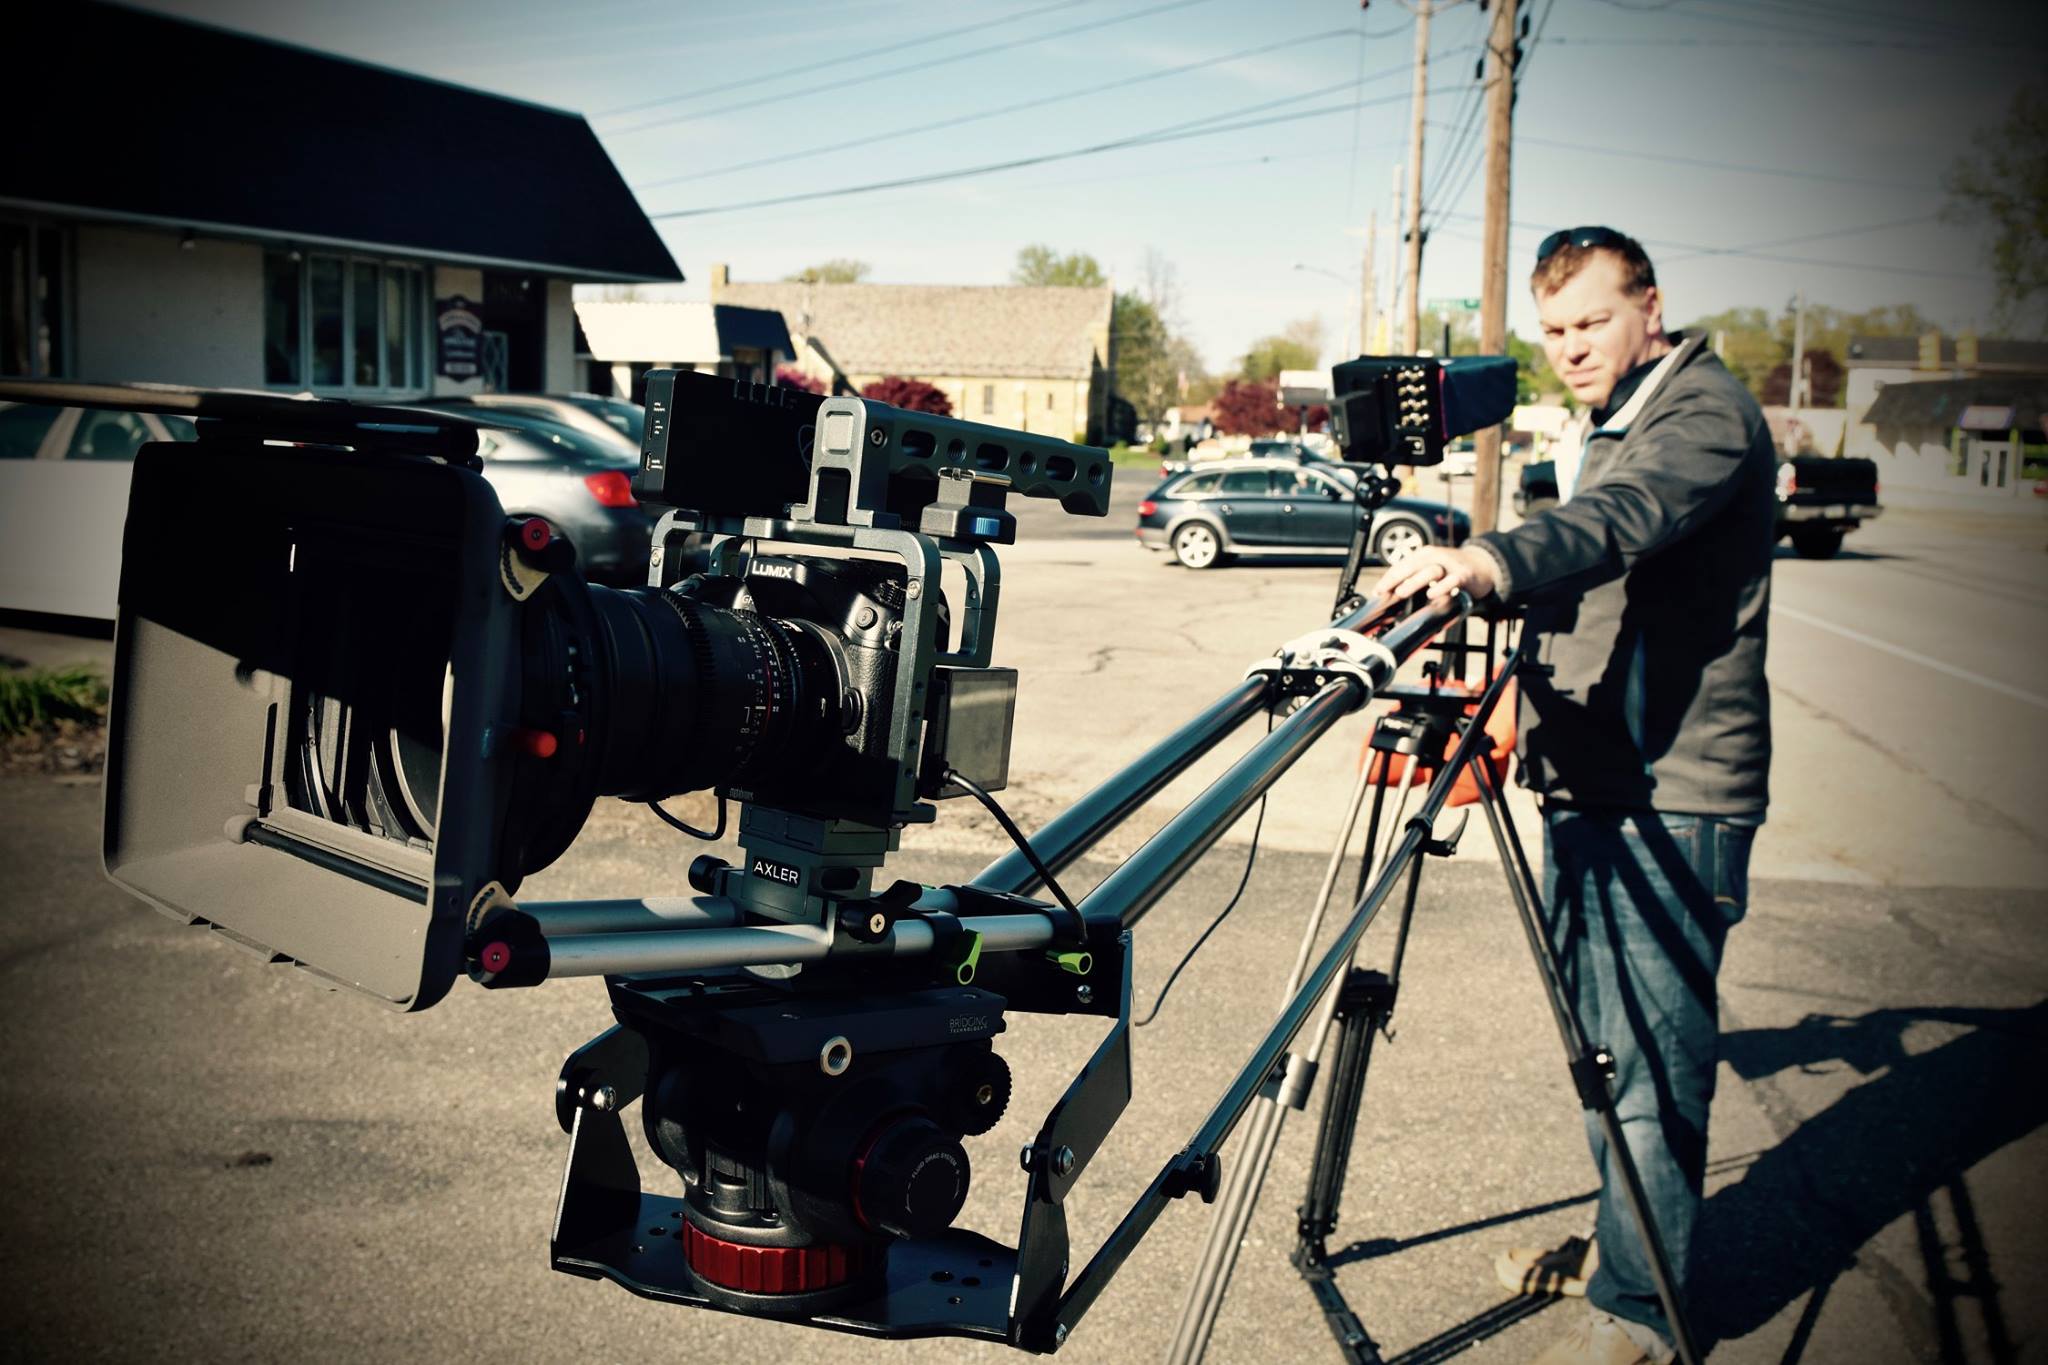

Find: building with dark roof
<box><xmin>571</xmin><ymin>299</ymin><xmax>796</xmax><ymax>400</ymax></box>
<box><xmin>710</xmin><ymin>266</ymin><xmax>1115</xmax><ymax>442</ymax></box>
<box><xmin>4</xmin><ymin>1</ymin><xmax>679</xmax><ymax>397</ymax></box>
<box><xmin>1861</xmin><ymin>374</ymin><xmax>2048</xmax><ymax>495</ymax></box>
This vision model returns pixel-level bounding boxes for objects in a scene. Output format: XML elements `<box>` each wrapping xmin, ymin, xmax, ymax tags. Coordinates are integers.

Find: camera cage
<box><xmin>0</xmin><ymin>355</ymin><xmax>1671</xmax><ymax>1361</ymax></box>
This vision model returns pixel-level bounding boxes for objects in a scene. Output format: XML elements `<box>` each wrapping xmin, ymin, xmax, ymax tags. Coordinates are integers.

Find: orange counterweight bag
<box><xmin>1360</xmin><ymin>676</ymin><xmax>1516</xmax><ymax>808</ymax></box>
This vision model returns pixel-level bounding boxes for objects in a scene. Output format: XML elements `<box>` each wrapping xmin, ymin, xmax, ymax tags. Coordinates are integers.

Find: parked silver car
<box><xmin>416</xmin><ymin>410</ymin><xmax>654</xmax><ymax>586</ymax></box>
<box><xmin>0</xmin><ymin>400</ymin><xmax>652</xmax><ymax>622</ymax></box>
<box><xmin>423</xmin><ymin>392</ymin><xmax>643</xmax><ymax>456</ymax></box>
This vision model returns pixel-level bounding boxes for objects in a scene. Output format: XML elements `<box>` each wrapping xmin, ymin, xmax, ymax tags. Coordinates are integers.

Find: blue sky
<box><xmin>136</xmin><ymin>0</ymin><xmax>2042</xmax><ymax>371</ymax></box>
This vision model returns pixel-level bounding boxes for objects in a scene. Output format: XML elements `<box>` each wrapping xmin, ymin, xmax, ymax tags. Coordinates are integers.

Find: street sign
<box><xmin>1428</xmin><ymin>296</ymin><xmax>1481</xmax><ymax>312</ymax></box>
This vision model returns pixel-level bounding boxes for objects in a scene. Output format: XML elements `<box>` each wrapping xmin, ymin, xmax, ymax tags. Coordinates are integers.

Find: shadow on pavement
<box><xmin>1328</xmin><ymin>1190</ymin><xmax>1598</xmax><ymax>1269</ymax></box>
<box><xmin>1693</xmin><ymin>1001</ymin><xmax>2048</xmax><ymax>1360</ymax></box>
<box><xmin>1769</xmin><ymin>545</ymin><xmax>1904</xmax><ymax>563</ymax></box>
<box><xmin>1385</xmin><ymin>1294</ymin><xmax>1559</xmax><ymax>1365</ymax></box>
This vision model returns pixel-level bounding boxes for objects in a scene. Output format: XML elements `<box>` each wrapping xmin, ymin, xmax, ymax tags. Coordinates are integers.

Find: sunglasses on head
<box><xmin>1536</xmin><ymin>226</ymin><xmax>1629</xmax><ymax>264</ymax></box>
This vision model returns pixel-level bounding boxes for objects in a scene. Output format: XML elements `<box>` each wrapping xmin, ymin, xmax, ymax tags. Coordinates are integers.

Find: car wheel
<box><xmin>1369</xmin><ymin>515</ymin><xmax>1430</xmax><ymax>564</ymax></box>
<box><xmin>1791</xmin><ymin>526</ymin><xmax>1845</xmax><ymax>559</ymax></box>
<box><xmin>1172</xmin><ymin>521</ymin><xmax>1225</xmax><ymax>569</ymax></box>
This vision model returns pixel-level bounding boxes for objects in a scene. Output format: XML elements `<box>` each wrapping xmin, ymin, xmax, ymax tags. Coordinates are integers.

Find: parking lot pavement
<box><xmin>4</xmin><ymin>773</ymin><xmax>2043</xmax><ymax>1364</ymax></box>
<box><xmin>3</xmin><ymin>469</ymin><xmax>2043</xmax><ymax>1363</ymax></box>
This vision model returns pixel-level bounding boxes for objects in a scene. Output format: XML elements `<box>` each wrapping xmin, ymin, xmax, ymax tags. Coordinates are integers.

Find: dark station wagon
<box><xmin>1136</xmin><ymin>459</ymin><xmax>1469</xmax><ymax>569</ymax></box>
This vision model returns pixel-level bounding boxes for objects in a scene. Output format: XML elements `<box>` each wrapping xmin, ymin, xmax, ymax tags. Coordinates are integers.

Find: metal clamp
<box><xmin>1247</xmin><ymin>626</ymin><xmax>1399</xmax><ymax>697</ymax></box>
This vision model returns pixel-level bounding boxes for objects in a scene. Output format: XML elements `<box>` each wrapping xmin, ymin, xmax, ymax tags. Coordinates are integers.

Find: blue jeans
<box><xmin>1541</xmin><ymin>805</ymin><xmax>1755</xmax><ymax>1346</ymax></box>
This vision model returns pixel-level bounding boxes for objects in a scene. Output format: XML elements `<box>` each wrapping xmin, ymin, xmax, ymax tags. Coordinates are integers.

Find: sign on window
<box><xmin>437</xmin><ymin>295</ymin><xmax>482</xmax><ymax>381</ymax></box>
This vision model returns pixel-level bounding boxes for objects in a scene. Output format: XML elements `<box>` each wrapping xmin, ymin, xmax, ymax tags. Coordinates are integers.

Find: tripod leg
<box><xmin>1471</xmin><ymin>763</ymin><xmax>1704</xmax><ymax>1365</ymax></box>
<box><xmin>1295</xmin><ymin>846</ymin><xmax>1424</xmax><ymax>1264</ymax></box>
<box><xmin>1166</xmin><ymin>727</ymin><xmax>1396</xmax><ymax>1365</ymax></box>
<box><xmin>1285</xmin><ymin>827</ymin><xmax>1427</xmax><ymax>1359</ymax></box>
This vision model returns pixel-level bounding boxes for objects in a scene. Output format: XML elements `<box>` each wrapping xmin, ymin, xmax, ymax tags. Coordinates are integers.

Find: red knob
<box><xmin>682</xmin><ymin>1223</ymin><xmax>860</xmax><ymax>1294</ymax></box>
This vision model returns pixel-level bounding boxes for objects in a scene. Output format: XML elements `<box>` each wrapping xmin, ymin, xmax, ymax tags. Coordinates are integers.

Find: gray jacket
<box><xmin>1469</xmin><ymin>333</ymin><xmax>1775</xmax><ymax>817</ymax></box>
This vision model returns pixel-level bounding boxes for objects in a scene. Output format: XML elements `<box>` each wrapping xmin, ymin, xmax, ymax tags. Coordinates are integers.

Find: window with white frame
<box><xmin>1</xmin><ymin>217</ymin><xmax>71</xmax><ymax>379</ymax></box>
<box><xmin>264</xmin><ymin>250</ymin><xmax>428</xmax><ymax>393</ymax></box>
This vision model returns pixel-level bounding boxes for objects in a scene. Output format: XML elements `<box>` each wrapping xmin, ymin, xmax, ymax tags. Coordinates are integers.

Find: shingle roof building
<box><xmin>715</xmin><ymin>280</ymin><xmax>1112</xmax><ymax>380</ymax></box>
<box><xmin>711</xmin><ymin>271</ymin><xmax>1114</xmax><ymax>441</ymax></box>
<box><xmin>1846</xmin><ymin>337</ymin><xmax>2048</xmax><ymax>372</ymax></box>
<box><xmin>1863</xmin><ymin>376</ymin><xmax>2048</xmax><ymax>438</ymax></box>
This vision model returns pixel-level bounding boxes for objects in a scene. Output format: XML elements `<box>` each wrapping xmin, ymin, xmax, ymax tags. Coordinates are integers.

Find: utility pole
<box><xmin>1388</xmin><ymin>163</ymin><xmax>1404</xmax><ymax>352</ymax></box>
<box><xmin>1401</xmin><ymin>1</ymin><xmax>1432</xmax><ymax>353</ymax></box>
<box><xmin>1789</xmin><ymin>288</ymin><xmax>1807</xmax><ymax>409</ymax></box>
<box><xmin>1360</xmin><ymin>210</ymin><xmax>1378</xmax><ymax>357</ymax></box>
<box><xmin>1471</xmin><ymin>0</ymin><xmax>1517</xmax><ymax>535</ymax></box>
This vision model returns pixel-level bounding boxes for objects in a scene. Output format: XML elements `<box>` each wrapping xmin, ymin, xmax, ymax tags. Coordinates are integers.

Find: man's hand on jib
<box><xmin>1371</xmin><ymin>545</ymin><xmax>1499</xmax><ymax>606</ymax></box>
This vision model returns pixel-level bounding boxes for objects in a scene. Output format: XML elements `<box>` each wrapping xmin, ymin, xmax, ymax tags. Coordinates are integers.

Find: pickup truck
<box><xmin>1513</xmin><ymin>454</ymin><xmax>1882</xmax><ymax>558</ymax></box>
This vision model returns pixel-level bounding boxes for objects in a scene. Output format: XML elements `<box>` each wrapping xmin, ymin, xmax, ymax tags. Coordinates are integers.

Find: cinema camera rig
<box><xmin>26</xmin><ymin>353</ymin><xmax>1516</xmax><ymax>1355</ymax></box>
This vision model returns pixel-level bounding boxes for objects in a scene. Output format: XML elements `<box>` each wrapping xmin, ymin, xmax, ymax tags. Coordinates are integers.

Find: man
<box><xmin>1372</xmin><ymin>228</ymin><xmax>1775</xmax><ymax>1364</ymax></box>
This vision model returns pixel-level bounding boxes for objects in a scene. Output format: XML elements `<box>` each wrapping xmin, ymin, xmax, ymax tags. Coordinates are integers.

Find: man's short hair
<box><xmin>1531</xmin><ymin>231</ymin><xmax>1657</xmax><ymax>299</ymax></box>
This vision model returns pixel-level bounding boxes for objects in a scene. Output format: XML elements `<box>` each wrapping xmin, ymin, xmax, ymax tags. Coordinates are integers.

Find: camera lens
<box><xmin>494</xmin><ymin>555</ymin><xmax>917</xmax><ymax>887</ymax></box>
<box><xmin>586</xmin><ymin>586</ymin><xmax>841</xmax><ymax>803</ymax></box>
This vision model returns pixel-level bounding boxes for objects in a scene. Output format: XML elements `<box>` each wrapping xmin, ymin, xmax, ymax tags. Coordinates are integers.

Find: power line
<box><xmin>1702</xmin><ymin>0</ymin><xmax>2011</xmax><ymax>43</ymax></box>
<box><xmin>1657</xmin><ymin>214</ymin><xmax>1943</xmax><ymax>263</ymax></box>
<box><xmin>1499</xmin><ymin>132</ymin><xmax>1939</xmax><ymax>192</ymax></box>
<box><xmin>1420</xmin><ymin>0</ymin><xmax>1549</xmax><ymax>231</ymax></box>
<box><xmin>593</xmin><ymin>0</ymin><xmax>1088</xmax><ymax>119</ymax></box>
<box><xmin>1537</xmin><ymin>33</ymin><xmax>2024</xmax><ymax>48</ymax></box>
<box><xmin>637</xmin><ymin>25</ymin><xmax>1362</xmax><ymax>190</ymax></box>
<box><xmin>1434</xmin><ymin>210</ymin><xmax>1992</xmax><ymax>282</ymax></box>
<box><xmin>649</xmin><ymin>87</ymin><xmax>1425</xmax><ymax>220</ymax></box>
<box><xmin>1341</xmin><ymin>11</ymin><xmax>1374</xmax><ymax>222</ymax></box>
<box><xmin>1418</xmin><ymin>8</ymin><xmax>1487</xmax><ymax>217</ymax></box>
<box><xmin>607</xmin><ymin>0</ymin><xmax>1215</xmax><ymax>138</ymax></box>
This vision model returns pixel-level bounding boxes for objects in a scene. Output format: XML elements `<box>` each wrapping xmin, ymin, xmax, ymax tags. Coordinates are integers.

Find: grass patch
<box><xmin>1106</xmin><ymin>442</ymin><xmax>1168</xmax><ymax>469</ymax></box>
<box><xmin>0</xmin><ymin>664</ymin><xmax>109</xmax><ymax>736</ymax></box>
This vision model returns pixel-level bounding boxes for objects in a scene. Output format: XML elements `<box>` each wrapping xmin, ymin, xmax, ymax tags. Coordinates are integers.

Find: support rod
<box><xmin>1052</xmin><ymin>647</ymin><xmax>1519</xmax><ymax>1338</ymax></box>
<box><xmin>976</xmin><ymin>593</ymin><xmax>1407</xmax><ymax>897</ymax></box>
<box><xmin>974</xmin><ymin>677</ymin><xmax>1270</xmax><ymax>896</ymax></box>
<box><xmin>1080</xmin><ymin>678</ymin><xmax>1361</xmax><ymax>930</ymax></box>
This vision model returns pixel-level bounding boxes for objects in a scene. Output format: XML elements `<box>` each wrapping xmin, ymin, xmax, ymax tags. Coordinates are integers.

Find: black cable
<box><xmin>648</xmin><ymin>791</ymin><xmax>727</xmax><ymax>841</ymax></box>
<box><xmin>1132</xmin><ymin>791</ymin><xmax>1268</xmax><ymax>1029</ymax></box>
<box><xmin>1133</xmin><ymin>710</ymin><xmax>1277</xmax><ymax>1028</ymax></box>
<box><xmin>944</xmin><ymin>767</ymin><xmax>1087</xmax><ymax>942</ymax></box>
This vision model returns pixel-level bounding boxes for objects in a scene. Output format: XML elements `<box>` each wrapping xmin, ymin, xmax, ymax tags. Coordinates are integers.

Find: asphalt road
<box><xmin>2</xmin><ymin>473</ymin><xmax>2045</xmax><ymax>1364</ymax></box>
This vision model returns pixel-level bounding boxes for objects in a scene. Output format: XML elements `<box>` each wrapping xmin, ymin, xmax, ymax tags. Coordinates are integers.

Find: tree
<box><xmin>1012</xmin><ymin>245</ymin><xmax>1106</xmax><ymax>288</ymax></box>
<box><xmin>1211</xmin><ymin>379</ymin><xmax>1287</xmax><ymax>436</ymax></box>
<box><xmin>860</xmin><ymin>376</ymin><xmax>951</xmax><ymax>415</ymax></box>
<box><xmin>1686</xmin><ymin>301</ymin><xmax>1936</xmax><ymax>404</ymax></box>
<box><xmin>1945</xmin><ymin>87</ymin><xmax>2048</xmax><ymax>336</ymax></box>
<box><xmin>1239</xmin><ymin>318</ymin><xmax>1323</xmax><ymax>381</ymax></box>
<box><xmin>775</xmin><ymin>365</ymin><xmax>823</xmax><ymax>394</ymax></box>
<box><xmin>1304</xmin><ymin>403</ymin><xmax>1329</xmax><ymax>433</ymax></box>
<box><xmin>1112</xmin><ymin>291</ymin><xmax>1177</xmax><ymax>429</ymax></box>
<box><xmin>1682</xmin><ymin>306</ymin><xmax>1780</xmax><ymax>396</ymax></box>
<box><xmin>783</xmin><ymin>259</ymin><xmax>870</xmax><ymax>284</ymax></box>
<box><xmin>1761</xmin><ymin>350</ymin><xmax>1845</xmax><ymax>407</ymax></box>
<box><xmin>1503</xmin><ymin>332</ymin><xmax>1558</xmax><ymax>404</ymax></box>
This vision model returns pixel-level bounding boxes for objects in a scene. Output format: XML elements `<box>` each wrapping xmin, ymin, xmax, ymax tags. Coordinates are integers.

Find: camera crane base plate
<box><xmin>551</xmin><ymin>1158</ymin><xmax>1021</xmax><ymax>1346</ymax></box>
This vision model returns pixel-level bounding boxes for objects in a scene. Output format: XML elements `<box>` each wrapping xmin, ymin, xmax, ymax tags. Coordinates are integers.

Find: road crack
<box><xmin>1770</xmin><ymin>680</ymin><xmax>2048</xmax><ymax>852</ymax></box>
